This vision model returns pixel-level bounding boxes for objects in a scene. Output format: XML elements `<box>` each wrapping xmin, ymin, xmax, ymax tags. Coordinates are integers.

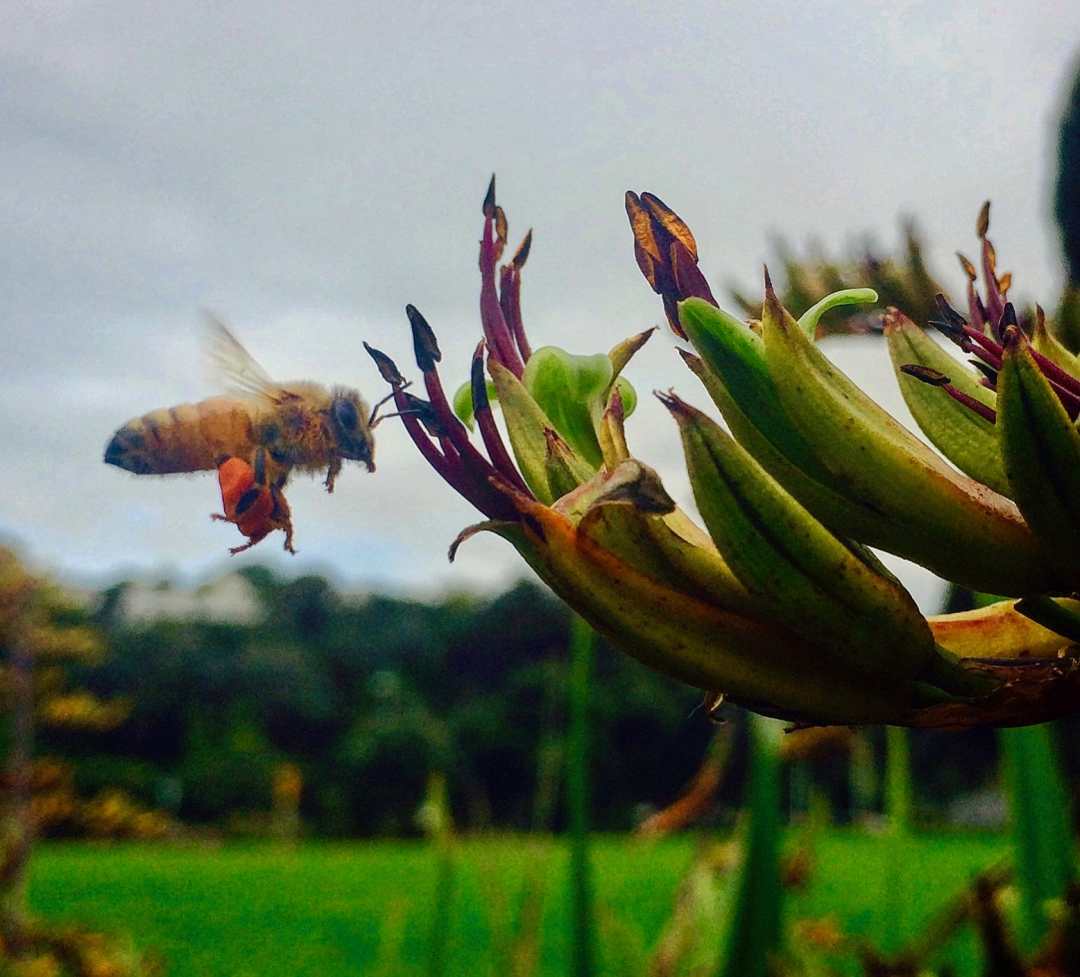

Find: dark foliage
<box><xmin>64</xmin><ymin>571</ymin><xmax>716</xmax><ymax>836</ymax></box>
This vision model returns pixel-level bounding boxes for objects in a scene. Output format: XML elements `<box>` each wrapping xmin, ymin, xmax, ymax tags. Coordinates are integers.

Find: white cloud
<box><xmin>2</xmin><ymin>0</ymin><xmax>1076</xmax><ymax>598</ymax></box>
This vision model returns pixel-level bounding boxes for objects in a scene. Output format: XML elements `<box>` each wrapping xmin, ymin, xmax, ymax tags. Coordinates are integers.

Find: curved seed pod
<box><xmin>574</xmin><ymin>505</ymin><xmax>766</xmax><ymax>619</ymax></box>
<box><xmin>549</xmin><ymin>459</ymin><xmax>767</xmax><ymax>618</ymax></box>
<box><xmin>661</xmin><ymin>392</ymin><xmax>947</xmax><ymax>686</ymax></box>
<box><xmin>884</xmin><ymin>310</ymin><xmax>1009</xmax><ymax>496</ymax></box>
<box><xmin>496</xmin><ymin>489</ymin><xmax>929</xmax><ymax>724</ymax></box>
<box><xmin>997</xmin><ymin>329</ymin><xmax>1080</xmax><ymax>573</ymax></box>
<box><xmin>680</xmin><ymin>347</ymin><xmax>908</xmax><ymax>542</ymax></box>
<box><xmin>760</xmin><ymin>288</ymin><xmax>1058</xmax><ymax>596</ymax></box>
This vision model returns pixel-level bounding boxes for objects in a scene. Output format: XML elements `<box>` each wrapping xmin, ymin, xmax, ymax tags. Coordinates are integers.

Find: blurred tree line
<box><xmin>13</xmin><ymin>562</ymin><xmax>1071</xmax><ymax>840</ymax></box>
<box><xmin>58</xmin><ymin>567</ymin><xmax>717</xmax><ymax>836</ymax></box>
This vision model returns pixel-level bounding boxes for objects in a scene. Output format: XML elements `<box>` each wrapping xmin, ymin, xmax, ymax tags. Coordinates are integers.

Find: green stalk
<box><xmin>885</xmin><ymin>727</ymin><xmax>914</xmax><ymax>834</ymax></box>
<box><xmin>848</xmin><ymin>731</ymin><xmax>876</xmax><ymax>824</ymax></box>
<box><xmin>882</xmin><ymin>727</ymin><xmax>914</xmax><ymax>953</ymax></box>
<box><xmin>567</xmin><ymin>614</ymin><xmax>595</xmax><ymax>977</ymax></box>
<box><xmin>425</xmin><ymin>774</ymin><xmax>456</xmax><ymax>977</ymax></box>
<box><xmin>1000</xmin><ymin>724</ymin><xmax>1074</xmax><ymax>954</ymax></box>
<box><xmin>716</xmin><ymin>713</ymin><xmax>784</xmax><ymax>977</ymax></box>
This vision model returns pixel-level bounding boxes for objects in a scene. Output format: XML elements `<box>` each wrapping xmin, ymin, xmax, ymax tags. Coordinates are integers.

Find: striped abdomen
<box><xmin>104</xmin><ymin>397</ymin><xmax>260</xmax><ymax>475</ymax></box>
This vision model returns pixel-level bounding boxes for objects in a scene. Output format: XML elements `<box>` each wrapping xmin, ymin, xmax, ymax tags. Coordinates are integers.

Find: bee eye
<box><xmin>333</xmin><ymin>399</ymin><xmax>359</xmax><ymax>431</ymax></box>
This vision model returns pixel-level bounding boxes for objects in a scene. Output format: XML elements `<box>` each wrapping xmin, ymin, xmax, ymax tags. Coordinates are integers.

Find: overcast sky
<box><xmin>2</xmin><ymin>1</ymin><xmax>1078</xmax><ymax>603</ymax></box>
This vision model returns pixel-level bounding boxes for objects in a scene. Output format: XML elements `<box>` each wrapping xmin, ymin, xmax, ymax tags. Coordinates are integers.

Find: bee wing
<box><xmin>204</xmin><ymin>313</ymin><xmax>288</xmax><ymax>404</ymax></box>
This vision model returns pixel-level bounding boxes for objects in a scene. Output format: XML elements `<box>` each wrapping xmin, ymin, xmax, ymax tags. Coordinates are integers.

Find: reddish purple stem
<box><xmin>480</xmin><ymin>217</ymin><xmax>525</xmax><ymax>377</ymax></box>
<box><xmin>471</xmin><ymin>343</ymin><xmax>531</xmax><ymax>494</ymax></box>
<box><xmin>499</xmin><ymin>265</ymin><xmax>533</xmax><ymax>364</ymax></box>
<box><xmin>943</xmin><ymin>384</ymin><xmax>997</xmax><ymax>424</ymax></box>
<box><xmin>420</xmin><ymin>366</ymin><xmax>520</xmax><ymax>513</ymax></box>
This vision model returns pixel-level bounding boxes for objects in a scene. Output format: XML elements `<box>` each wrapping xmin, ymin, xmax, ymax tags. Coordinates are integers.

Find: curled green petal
<box><xmin>796</xmin><ymin>287</ymin><xmax>878</xmax><ymax>338</ymax></box>
<box><xmin>523</xmin><ymin>347</ymin><xmax>612</xmax><ymax>467</ymax></box>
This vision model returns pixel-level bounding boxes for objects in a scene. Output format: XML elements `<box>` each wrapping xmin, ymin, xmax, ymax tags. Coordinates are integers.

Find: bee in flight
<box><xmin>104</xmin><ymin>317</ymin><xmax>389</xmax><ymax>554</ymax></box>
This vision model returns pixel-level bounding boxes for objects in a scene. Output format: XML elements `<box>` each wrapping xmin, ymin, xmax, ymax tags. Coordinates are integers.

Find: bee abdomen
<box><xmin>104</xmin><ymin>398</ymin><xmax>257</xmax><ymax>475</ymax></box>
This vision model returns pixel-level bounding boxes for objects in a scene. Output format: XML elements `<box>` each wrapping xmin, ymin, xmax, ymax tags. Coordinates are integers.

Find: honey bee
<box><xmin>104</xmin><ymin>317</ymin><xmax>382</xmax><ymax>553</ymax></box>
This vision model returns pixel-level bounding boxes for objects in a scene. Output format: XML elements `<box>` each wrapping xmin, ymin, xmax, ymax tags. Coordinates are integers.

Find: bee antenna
<box><xmin>370</xmin><ymin>409</ymin><xmax>425</xmax><ymax>428</ymax></box>
<box><xmin>368</xmin><ymin>382</ymin><xmax>413</xmax><ymax>427</ymax></box>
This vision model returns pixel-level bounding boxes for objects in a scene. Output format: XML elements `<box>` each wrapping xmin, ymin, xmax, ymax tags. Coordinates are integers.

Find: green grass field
<box><xmin>29</xmin><ymin>831</ymin><xmax>1005</xmax><ymax>976</ymax></box>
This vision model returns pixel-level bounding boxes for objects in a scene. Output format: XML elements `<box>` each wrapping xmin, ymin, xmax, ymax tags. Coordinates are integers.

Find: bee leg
<box><xmin>252</xmin><ymin>447</ymin><xmax>269</xmax><ymax>486</ymax></box>
<box><xmin>324</xmin><ymin>457</ymin><xmax>341</xmax><ymax>493</ymax></box>
<box><xmin>269</xmin><ymin>486</ymin><xmax>297</xmax><ymax>555</ymax></box>
<box><xmin>228</xmin><ymin>535</ymin><xmax>266</xmax><ymax>556</ymax></box>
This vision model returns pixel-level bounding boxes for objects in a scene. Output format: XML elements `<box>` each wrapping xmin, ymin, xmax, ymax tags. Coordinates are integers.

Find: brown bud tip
<box><xmin>763</xmin><ymin>264</ymin><xmax>774</xmax><ymax>295</ymax></box>
<box><xmin>470</xmin><ymin>344</ymin><xmax>489</xmax><ymax>411</ymax></box>
<box><xmin>512</xmin><ymin>229</ymin><xmax>533</xmax><ymax>269</ymax></box>
<box><xmin>406</xmin><ymin>304</ymin><xmax>441</xmax><ymax>372</ymax></box>
<box><xmin>976</xmin><ymin>200</ymin><xmax>990</xmax><ymax>238</ymax></box>
<box><xmin>997</xmin><ymin>271</ymin><xmax>1012</xmax><ymax>295</ymax></box>
<box><xmin>363</xmin><ymin>342</ymin><xmax>406</xmax><ymax>387</ymax></box>
<box><xmin>900</xmin><ymin>364</ymin><xmax>951</xmax><ymax>386</ymax></box>
<box><xmin>1035</xmin><ymin>304</ymin><xmax>1046</xmax><ymax>329</ymax></box>
<box><xmin>956</xmin><ymin>251</ymin><xmax>977</xmax><ymax>282</ymax></box>
<box><xmin>625</xmin><ymin>191</ymin><xmax>661</xmax><ymax>262</ymax></box>
<box><xmin>494</xmin><ymin>206</ymin><xmax>508</xmax><ymax>245</ymax></box>
<box><xmin>1001</xmin><ymin>323</ymin><xmax>1023</xmax><ymax>350</ymax></box>
<box><xmin>640</xmin><ymin>191</ymin><xmax>698</xmax><ymax>260</ymax></box>
<box><xmin>483</xmin><ymin>174</ymin><xmax>496</xmax><ymax>217</ymax></box>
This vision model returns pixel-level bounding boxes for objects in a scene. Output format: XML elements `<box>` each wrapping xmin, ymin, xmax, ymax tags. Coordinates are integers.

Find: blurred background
<box><xmin>3</xmin><ymin>2</ymin><xmax>1080</xmax><ymax>975</ymax></box>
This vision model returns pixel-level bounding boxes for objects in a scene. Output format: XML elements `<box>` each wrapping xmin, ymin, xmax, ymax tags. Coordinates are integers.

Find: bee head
<box><xmin>329</xmin><ymin>389</ymin><xmax>376</xmax><ymax>472</ymax></box>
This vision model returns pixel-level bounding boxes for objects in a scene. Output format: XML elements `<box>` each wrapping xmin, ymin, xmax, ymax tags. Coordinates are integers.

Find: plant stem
<box><xmin>716</xmin><ymin>713</ymin><xmax>784</xmax><ymax>977</ymax></box>
<box><xmin>1000</xmin><ymin>723</ymin><xmax>1074</xmax><ymax>954</ymax></box>
<box><xmin>882</xmin><ymin>726</ymin><xmax>914</xmax><ymax>953</ymax></box>
<box><xmin>567</xmin><ymin>614</ymin><xmax>595</xmax><ymax>977</ymax></box>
